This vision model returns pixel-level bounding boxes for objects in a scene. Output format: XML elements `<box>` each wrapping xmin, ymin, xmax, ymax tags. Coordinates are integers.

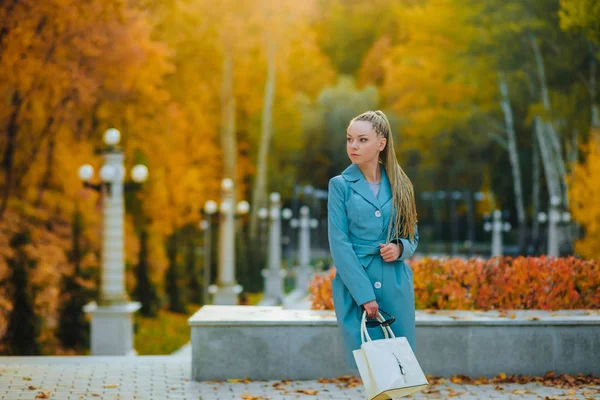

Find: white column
<box><xmin>100</xmin><ymin>152</ymin><xmax>128</xmax><ymax>304</ymax></box>
<box><xmin>260</xmin><ymin>192</ymin><xmax>286</xmax><ymax>305</ymax></box>
<box><xmin>213</xmin><ymin>179</ymin><xmax>241</xmax><ymax>305</ymax></box>
<box><xmin>491</xmin><ymin>210</ymin><xmax>503</xmax><ymax>258</ymax></box>
<box><xmin>85</xmin><ymin>144</ymin><xmax>141</xmax><ymax>356</ymax></box>
<box><xmin>547</xmin><ymin>196</ymin><xmax>561</xmax><ymax>257</ymax></box>
<box><xmin>268</xmin><ymin>194</ymin><xmax>282</xmax><ymax>272</ymax></box>
<box><xmin>294</xmin><ymin>206</ymin><xmax>315</xmax><ymax>293</ymax></box>
<box><xmin>298</xmin><ymin>206</ymin><xmax>310</xmax><ymax>267</ymax></box>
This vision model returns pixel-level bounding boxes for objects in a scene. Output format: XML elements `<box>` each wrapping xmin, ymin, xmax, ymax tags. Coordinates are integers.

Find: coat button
<box><xmin>374</xmin><ymin>281</ymin><xmax>382</xmax><ymax>289</ymax></box>
<box><xmin>375</xmin><ymin>210</ymin><xmax>382</xmax><ymax>218</ymax></box>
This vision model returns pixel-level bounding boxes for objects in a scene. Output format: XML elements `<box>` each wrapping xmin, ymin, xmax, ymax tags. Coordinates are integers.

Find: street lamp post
<box><xmin>210</xmin><ymin>178</ymin><xmax>246</xmax><ymax>305</ymax></box>
<box><xmin>79</xmin><ymin>128</ymin><xmax>148</xmax><ymax>356</ymax></box>
<box><xmin>450</xmin><ymin>191</ymin><xmax>463</xmax><ymax>256</ymax></box>
<box><xmin>538</xmin><ymin>196</ymin><xmax>570</xmax><ymax>257</ymax></box>
<box><xmin>259</xmin><ymin>192</ymin><xmax>287</xmax><ymax>305</ymax></box>
<box><xmin>200</xmin><ymin>200</ymin><xmax>218</xmax><ymax>305</ymax></box>
<box><xmin>290</xmin><ymin>206</ymin><xmax>318</xmax><ymax>294</ymax></box>
<box><xmin>484</xmin><ymin>210</ymin><xmax>511</xmax><ymax>257</ymax></box>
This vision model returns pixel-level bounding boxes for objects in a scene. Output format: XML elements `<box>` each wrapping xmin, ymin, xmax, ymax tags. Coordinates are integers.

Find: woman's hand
<box><xmin>379</xmin><ymin>242</ymin><xmax>402</xmax><ymax>262</ymax></box>
<box><xmin>362</xmin><ymin>300</ymin><xmax>379</xmax><ymax>319</ymax></box>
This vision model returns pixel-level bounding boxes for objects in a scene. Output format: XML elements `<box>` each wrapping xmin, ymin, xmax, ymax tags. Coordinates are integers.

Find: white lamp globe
<box><xmin>484</xmin><ymin>222</ymin><xmax>491</xmax><ymax>232</ymax></box>
<box><xmin>269</xmin><ymin>192</ymin><xmax>281</xmax><ymax>203</ymax></box>
<box><xmin>538</xmin><ymin>212</ymin><xmax>548</xmax><ymax>223</ymax></box>
<box><xmin>78</xmin><ymin>164</ymin><xmax>94</xmax><ymax>182</ymax></box>
<box><xmin>131</xmin><ymin>164</ymin><xmax>148</xmax><ymax>183</ymax></box>
<box><xmin>205</xmin><ymin>200</ymin><xmax>218</xmax><ymax>215</ymax></box>
<box><xmin>220</xmin><ymin>201</ymin><xmax>232</xmax><ymax>214</ymax></box>
<box><xmin>282</xmin><ymin>208</ymin><xmax>293</xmax><ymax>220</ymax></box>
<box><xmin>503</xmin><ymin>222</ymin><xmax>511</xmax><ymax>232</ymax></box>
<box><xmin>300</xmin><ymin>206</ymin><xmax>310</xmax><ymax>216</ymax></box>
<box><xmin>258</xmin><ymin>207</ymin><xmax>269</xmax><ymax>219</ymax></box>
<box><xmin>236</xmin><ymin>200</ymin><xmax>250</xmax><ymax>215</ymax></box>
<box><xmin>290</xmin><ymin>218</ymin><xmax>299</xmax><ymax>229</ymax></box>
<box><xmin>199</xmin><ymin>220</ymin><xmax>210</xmax><ymax>231</ymax></box>
<box><xmin>99</xmin><ymin>164</ymin><xmax>116</xmax><ymax>182</ymax></box>
<box><xmin>474</xmin><ymin>191</ymin><xmax>485</xmax><ymax>201</ymax></box>
<box><xmin>310</xmin><ymin>218</ymin><xmax>319</xmax><ymax>229</ymax></box>
<box><xmin>562</xmin><ymin>212</ymin><xmax>571</xmax><ymax>223</ymax></box>
<box><xmin>222</xmin><ymin>178</ymin><xmax>234</xmax><ymax>190</ymax></box>
<box><xmin>103</xmin><ymin>128</ymin><xmax>121</xmax><ymax>146</ymax></box>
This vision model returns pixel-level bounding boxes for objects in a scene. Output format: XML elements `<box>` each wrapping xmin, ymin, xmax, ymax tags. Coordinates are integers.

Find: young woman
<box><xmin>327</xmin><ymin>110</ymin><xmax>419</xmax><ymax>368</ymax></box>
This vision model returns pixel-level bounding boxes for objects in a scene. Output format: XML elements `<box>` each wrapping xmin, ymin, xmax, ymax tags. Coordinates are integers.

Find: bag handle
<box><xmin>360</xmin><ymin>310</ymin><xmax>395</xmax><ymax>344</ymax></box>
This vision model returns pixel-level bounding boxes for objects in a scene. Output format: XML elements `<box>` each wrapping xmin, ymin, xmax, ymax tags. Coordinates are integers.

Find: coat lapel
<box><xmin>379</xmin><ymin>166</ymin><xmax>392</xmax><ymax>206</ymax></box>
<box><xmin>342</xmin><ymin>163</ymin><xmax>390</xmax><ymax>209</ymax></box>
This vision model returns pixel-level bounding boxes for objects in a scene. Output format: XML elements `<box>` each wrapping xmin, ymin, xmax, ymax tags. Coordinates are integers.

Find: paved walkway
<box><xmin>0</xmin><ymin>356</ymin><xmax>598</xmax><ymax>400</ymax></box>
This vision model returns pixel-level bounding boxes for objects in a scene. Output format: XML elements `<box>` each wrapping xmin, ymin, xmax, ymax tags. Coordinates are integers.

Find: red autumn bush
<box><xmin>310</xmin><ymin>256</ymin><xmax>600</xmax><ymax>310</ymax></box>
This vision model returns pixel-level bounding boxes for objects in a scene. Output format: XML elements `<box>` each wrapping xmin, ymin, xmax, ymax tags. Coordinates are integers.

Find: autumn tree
<box><xmin>133</xmin><ymin>229</ymin><xmax>160</xmax><ymax>317</ymax></box>
<box><xmin>57</xmin><ymin>207</ymin><xmax>95</xmax><ymax>350</ymax></box>
<box><xmin>165</xmin><ymin>232</ymin><xmax>186</xmax><ymax>313</ymax></box>
<box><xmin>2</xmin><ymin>230</ymin><xmax>41</xmax><ymax>355</ymax></box>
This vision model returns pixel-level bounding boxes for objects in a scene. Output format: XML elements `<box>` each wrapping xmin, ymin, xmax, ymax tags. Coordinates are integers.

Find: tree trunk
<box><xmin>220</xmin><ymin>44</ymin><xmax>237</xmax><ymax>184</ymax></box>
<box><xmin>530</xmin><ymin>34</ymin><xmax>567</xmax><ymax>204</ymax></box>
<box><xmin>590</xmin><ymin>46</ymin><xmax>600</xmax><ymax>128</ymax></box>
<box><xmin>531</xmin><ymin>122</ymin><xmax>541</xmax><ymax>248</ymax></box>
<box><xmin>589</xmin><ymin>48</ymin><xmax>600</xmax><ymax>143</ymax></box>
<box><xmin>35</xmin><ymin>129</ymin><xmax>57</xmax><ymax>206</ymax></box>
<box><xmin>498</xmin><ymin>73</ymin><xmax>527</xmax><ymax>250</ymax></box>
<box><xmin>534</xmin><ymin>117</ymin><xmax>561</xmax><ymax>200</ymax></box>
<box><xmin>250</xmin><ymin>32</ymin><xmax>277</xmax><ymax>242</ymax></box>
<box><xmin>0</xmin><ymin>91</ymin><xmax>22</xmax><ymax>218</ymax></box>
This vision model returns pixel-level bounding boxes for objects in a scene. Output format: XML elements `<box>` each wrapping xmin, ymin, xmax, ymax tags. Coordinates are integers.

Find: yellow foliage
<box><xmin>379</xmin><ymin>0</ymin><xmax>497</xmax><ymax>158</ymax></box>
<box><xmin>569</xmin><ymin>141</ymin><xmax>600</xmax><ymax>259</ymax></box>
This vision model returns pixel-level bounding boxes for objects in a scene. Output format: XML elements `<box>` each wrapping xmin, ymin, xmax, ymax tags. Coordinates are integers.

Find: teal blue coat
<box><xmin>328</xmin><ymin>163</ymin><xmax>418</xmax><ymax>368</ymax></box>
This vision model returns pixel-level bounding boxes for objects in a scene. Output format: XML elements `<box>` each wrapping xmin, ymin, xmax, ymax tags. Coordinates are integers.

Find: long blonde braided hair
<box><xmin>349</xmin><ymin>110</ymin><xmax>417</xmax><ymax>241</ymax></box>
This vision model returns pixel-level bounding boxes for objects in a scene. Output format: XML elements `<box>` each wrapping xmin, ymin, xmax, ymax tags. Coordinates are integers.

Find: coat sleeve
<box><xmin>328</xmin><ymin>177</ymin><xmax>376</xmax><ymax>307</ymax></box>
<box><xmin>393</xmin><ymin>223</ymin><xmax>419</xmax><ymax>261</ymax></box>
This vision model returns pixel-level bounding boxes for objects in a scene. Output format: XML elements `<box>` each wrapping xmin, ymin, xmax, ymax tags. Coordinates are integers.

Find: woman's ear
<box><xmin>379</xmin><ymin>137</ymin><xmax>387</xmax><ymax>152</ymax></box>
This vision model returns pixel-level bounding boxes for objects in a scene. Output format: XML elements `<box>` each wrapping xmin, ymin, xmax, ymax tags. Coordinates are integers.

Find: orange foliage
<box><xmin>310</xmin><ymin>257</ymin><xmax>600</xmax><ymax>311</ymax></box>
<box><xmin>309</xmin><ymin>268</ymin><xmax>336</xmax><ymax>311</ymax></box>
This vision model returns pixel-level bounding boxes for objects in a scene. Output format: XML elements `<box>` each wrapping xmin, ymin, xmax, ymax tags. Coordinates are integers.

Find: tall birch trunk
<box><xmin>250</xmin><ymin>31</ymin><xmax>277</xmax><ymax>242</ymax></box>
<box><xmin>531</xmin><ymin>125</ymin><xmax>541</xmax><ymax>247</ymax></box>
<box><xmin>498</xmin><ymin>73</ymin><xmax>527</xmax><ymax>250</ymax></box>
<box><xmin>220</xmin><ymin>44</ymin><xmax>237</xmax><ymax>185</ymax></box>
<box><xmin>589</xmin><ymin>47</ymin><xmax>600</xmax><ymax>130</ymax></box>
<box><xmin>530</xmin><ymin>34</ymin><xmax>567</xmax><ymax>204</ymax></box>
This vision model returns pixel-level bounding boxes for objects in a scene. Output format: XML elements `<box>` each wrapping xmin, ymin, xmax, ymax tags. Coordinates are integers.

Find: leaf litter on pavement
<box><xmin>208</xmin><ymin>371</ymin><xmax>599</xmax><ymax>399</ymax></box>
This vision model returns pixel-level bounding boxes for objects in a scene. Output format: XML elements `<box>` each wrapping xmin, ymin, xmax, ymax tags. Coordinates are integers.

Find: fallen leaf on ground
<box><xmin>228</xmin><ymin>378</ymin><xmax>252</xmax><ymax>384</ymax></box>
<box><xmin>239</xmin><ymin>393</ymin><xmax>269</xmax><ymax>400</ymax></box>
<box><xmin>295</xmin><ymin>389</ymin><xmax>319</xmax><ymax>395</ymax></box>
<box><xmin>35</xmin><ymin>391</ymin><xmax>51</xmax><ymax>399</ymax></box>
<box><xmin>104</xmin><ymin>383</ymin><xmax>119</xmax><ymax>388</ymax></box>
<box><xmin>317</xmin><ymin>376</ymin><xmax>361</xmax><ymax>388</ymax></box>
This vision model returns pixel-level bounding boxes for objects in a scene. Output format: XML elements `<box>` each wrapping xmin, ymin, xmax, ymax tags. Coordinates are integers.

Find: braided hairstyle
<box><xmin>349</xmin><ymin>110</ymin><xmax>417</xmax><ymax>241</ymax></box>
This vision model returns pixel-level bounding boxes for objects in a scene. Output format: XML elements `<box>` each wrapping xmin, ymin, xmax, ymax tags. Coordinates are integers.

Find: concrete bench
<box><xmin>189</xmin><ymin>306</ymin><xmax>600</xmax><ymax>381</ymax></box>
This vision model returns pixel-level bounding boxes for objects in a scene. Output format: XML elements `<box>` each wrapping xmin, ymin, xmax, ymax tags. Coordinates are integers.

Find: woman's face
<box><xmin>346</xmin><ymin>120</ymin><xmax>386</xmax><ymax>165</ymax></box>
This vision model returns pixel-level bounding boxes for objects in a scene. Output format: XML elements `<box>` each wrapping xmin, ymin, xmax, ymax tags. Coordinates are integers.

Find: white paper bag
<box><xmin>353</xmin><ymin>311</ymin><xmax>429</xmax><ymax>399</ymax></box>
